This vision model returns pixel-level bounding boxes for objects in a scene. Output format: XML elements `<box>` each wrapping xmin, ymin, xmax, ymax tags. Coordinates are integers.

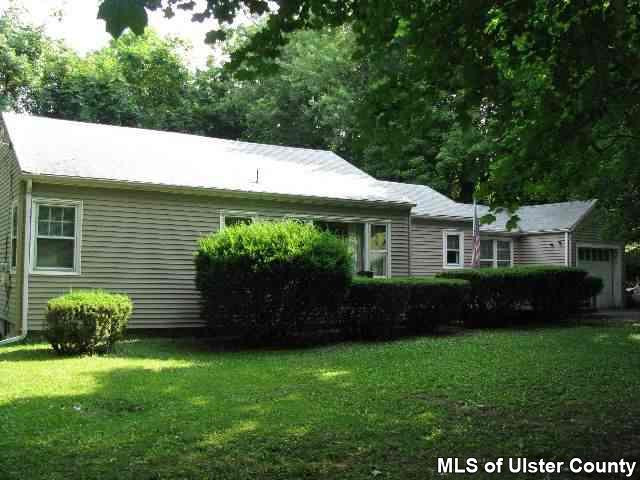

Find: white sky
<box><xmin>1</xmin><ymin>0</ymin><xmax>247</xmax><ymax>68</ymax></box>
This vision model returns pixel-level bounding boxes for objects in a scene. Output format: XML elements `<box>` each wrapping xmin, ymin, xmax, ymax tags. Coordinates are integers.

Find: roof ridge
<box><xmin>2</xmin><ymin>112</ymin><xmax>337</xmax><ymax>156</ymax></box>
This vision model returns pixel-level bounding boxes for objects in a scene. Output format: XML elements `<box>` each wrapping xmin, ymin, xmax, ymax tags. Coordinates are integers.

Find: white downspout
<box><xmin>0</xmin><ymin>179</ymin><xmax>31</xmax><ymax>346</ymax></box>
<box><xmin>564</xmin><ymin>231</ymin><xmax>570</xmax><ymax>267</ymax></box>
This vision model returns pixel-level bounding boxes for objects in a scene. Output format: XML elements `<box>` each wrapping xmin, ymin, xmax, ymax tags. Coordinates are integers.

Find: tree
<box><xmin>0</xmin><ymin>8</ymin><xmax>54</xmax><ymax>111</ymax></box>
<box><xmin>97</xmin><ymin>1</ymin><xmax>640</xmax><ymax>241</ymax></box>
<box><xmin>33</xmin><ymin>30</ymin><xmax>194</xmax><ymax>131</ymax></box>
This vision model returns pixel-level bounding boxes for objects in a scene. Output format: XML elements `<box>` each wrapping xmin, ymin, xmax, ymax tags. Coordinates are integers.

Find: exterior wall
<box><xmin>571</xmin><ymin>207</ymin><xmax>624</xmax><ymax>306</ymax></box>
<box><xmin>27</xmin><ymin>183</ymin><xmax>410</xmax><ymax>330</ymax></box>
<box><xmin>513</xmin><ymin>233</ymin><xmax>567</xmax><ymax>266</ymax></box>
<box><xmin>0</xmin><ymin>119</ymin><xmax>22</xmax><ymax>338</ymax></box>
<box><xmin>571</xmin><ymin>207</ymin><xmax>621</xmax><ymax>264</ymax></box>
<box><xmin>410</xmin><ymin>218</ymin><xmax>473</xmax><ymax>276</ymax></box>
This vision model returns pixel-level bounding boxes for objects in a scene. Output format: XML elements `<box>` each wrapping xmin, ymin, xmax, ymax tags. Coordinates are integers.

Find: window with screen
<box><xmin>33</xmin><ymin>201</ymin><xmax>81</xmax><ymax>273</ymax></box>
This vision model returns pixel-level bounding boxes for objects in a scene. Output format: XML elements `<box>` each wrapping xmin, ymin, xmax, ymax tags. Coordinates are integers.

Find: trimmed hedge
<box><xmin>45</xmin><ymin>290</ymin><xmax>133</xmax><ymax>355</ymax></box>
<box><xmin>438</xmin><ymin>266</ymin><xmax>601</xmax><ymax>325</ymax></box>
<box><xmin>195</xmin><ymin>220</ymin><xmax>353</xmax><ymax>343</ymax></box>
<box><xmin>341</xmin><ymin>277</ymin><xmax>470</xmax><ymax>339</ymax></box>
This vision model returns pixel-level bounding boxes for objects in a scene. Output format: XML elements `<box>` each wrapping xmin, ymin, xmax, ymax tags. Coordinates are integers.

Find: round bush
<box><xmin>195</xmin><ymin>220</ymin><xmax>353</xmax><ymax>343</ymax></box>
<box><xmin>45</xmin><ymin>290</ymin><xmax>133</xmax><ymax>355</ymax></box>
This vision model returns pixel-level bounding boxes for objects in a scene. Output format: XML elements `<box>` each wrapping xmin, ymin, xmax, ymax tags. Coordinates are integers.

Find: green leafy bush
<box><xmin>45</xmin><ymin>290</ymin><xmax>133</xmax><ymax>355</ymax></box>
<box><xmin>438</xmin><ymin>266</ymin><xmax>595</xmax><ymax>325</ymax></box>
<box><xmin>342</xmin><ymin>277</ymin><xmax>469</xmax><ymax>339</ymax></box>
<box><xmin>194</xmin><ymin>220</ymin><xmax>353</xmax><ymax>343</ymax></box>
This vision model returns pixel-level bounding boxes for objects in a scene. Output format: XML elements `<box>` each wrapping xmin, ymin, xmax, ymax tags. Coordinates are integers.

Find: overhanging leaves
<box><xmin>98</xmin><ymin>0</ymin><xmax>150</xmax><ymax>37</ymax></box>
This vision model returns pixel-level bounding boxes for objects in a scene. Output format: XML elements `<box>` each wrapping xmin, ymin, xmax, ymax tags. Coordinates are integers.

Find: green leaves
<box><xmin>98</xmin><ymin>0</ymin><xmax>149</xmax><ymax>37</ymax></box>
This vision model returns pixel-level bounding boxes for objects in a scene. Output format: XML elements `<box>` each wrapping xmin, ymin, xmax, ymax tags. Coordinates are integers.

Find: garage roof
<box><xmin>380</xmin><ymin>181</ymin><xmax>596</xmax><ymax>233</ymax></box>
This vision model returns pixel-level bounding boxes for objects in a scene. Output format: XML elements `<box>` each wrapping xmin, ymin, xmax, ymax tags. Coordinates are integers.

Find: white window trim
<box><xmin>9</xmin><ymin>199</ymin><xmax>17</xmax><ymax>273</ymax></box>
<box><xmin>442</xmin><ymin>230</ymin><xmax>465</xmax><ymax>269</ymax></box>
<box><xmin>30</xmin><ymin>198</ymin><xmax>83</xmax><ymax>276</ymax></box>
<box><xmin>480</xmin><ymin>237</ymin><xmax>514</xmax><ymax>268</ymax></box>
<box><xmin>368</xmin><ymin>223</ymin><xmax>390</xmax><ymax>278</ymax></box>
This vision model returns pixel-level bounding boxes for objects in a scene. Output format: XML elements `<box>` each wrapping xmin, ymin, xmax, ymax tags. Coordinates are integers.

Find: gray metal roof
<box><xmin>479</xmin><ymin>201</ymin><xmax>597</xmax><ymax>233</ymax></box>
<box><xmin>378</xmin><ymin>181</ymin><xmax>475</xmax><ymax>220</ymax></box>
<box><xmin>2</xmin><ymin>113</ymin><xmax>413</xmax><ymax>207</ymax></box>
<box><xmin>380</xmin><ymin>181</ymin><xmax>596</xmax><ymax>233</ymax></box>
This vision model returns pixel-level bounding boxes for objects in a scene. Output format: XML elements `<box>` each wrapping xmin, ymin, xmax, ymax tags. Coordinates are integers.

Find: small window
<box><xmin>33</xmin><ymin>201</ymin><xmax>81</xmax><ymax>273</ymax></box>
<box><xmin>369</xmin><ymin>224</ymin><xmax>388</xmax><ymax>277</ymax></box>
<box><xmin>10</xmin><ymin>202</ymin><xmax>18</xmax><ymax>270</ymax></box>
<box><xmin>224</xmin><ymin>216</ymin><xmax>253</xmax><ymax>228</ymax></box>
<box><xmin>497</xmin><ymin>240</ymin><xmax>511</xmax><ymax>267</ymax></box>
<box><xmin>478</xmin><ymin>239</ymin><xmax>512</xmax><ymax>268</ymax></box>
<box><xmin>316</xmin><ymin>221</ymin><xmax>365</xmax><ymax>272</ymax></box>
<box><xmin>444</xmin><ymin>232</ymin><xmax>464</xmax><ymax>268</ymax></box>
<box><xmin>479</xmin><ymin>239</ymin><xmax>494</xmax><ymax>268</ymax></box>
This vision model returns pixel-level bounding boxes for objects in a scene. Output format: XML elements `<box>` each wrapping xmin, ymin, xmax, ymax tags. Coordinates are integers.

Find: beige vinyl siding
<box><xmin>514</xmin><ymin>233</ymin><xmax>566</xmax><ymax>266</ymax></box>
<box><xmin>571</xmin><ymin>208</ymin><xmax>621</xmax><ymax>266</ymax></box>
<box><xmin>27</xmin><ymin>183</ymin><xmax>410</xmax><ymax>330</ymax></box>
<box><xmin>390</xmin><ymin>215</ymin><xmax>409</xmax><ymax>276</ymax></box>
<box><xmin>410</xmin><ymin>218</ymin><xmax>473</xmax><ymax>276</ymax></box>
<box><xmin>0</xmin><ymin>119</ymin><xmax>22</xmax><ymax>336</ymax></box>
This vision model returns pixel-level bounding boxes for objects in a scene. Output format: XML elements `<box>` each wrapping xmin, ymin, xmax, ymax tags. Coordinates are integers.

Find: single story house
<box><xmin>0</xmin><ymin>113</ymin><xmax>624</xmax><ymax>340</ymax></box>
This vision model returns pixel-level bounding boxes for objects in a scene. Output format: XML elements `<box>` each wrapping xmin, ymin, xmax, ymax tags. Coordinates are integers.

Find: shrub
<box><xmin>341</xmin><ymin>277</ymin><xmax>469</xmax><ymax>339</ymax></box>
<box><xmin>45</xmin><ymin>290</ymin><xmax>133</xmax><ymax>355</ymax></box>
<box><xmin>581</xmin><ymin>276</ymin><xmax>604</xmax><ymax>308</ymax></box>
<box><xmin>194</xmin><ymin>220</ymin><xmax>353</xmax><ymax>343</ymax></box>
<box><xmin>438</xmin><ymin>266</ymin><xmax>594</xmax><ymax>325</ymax></box>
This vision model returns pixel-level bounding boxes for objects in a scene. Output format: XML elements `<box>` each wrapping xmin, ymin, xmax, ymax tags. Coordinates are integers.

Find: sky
<box><xmin>1</xmin><ymin>0</ymin><xmax>247</xmax><ymax>68</ymax></box>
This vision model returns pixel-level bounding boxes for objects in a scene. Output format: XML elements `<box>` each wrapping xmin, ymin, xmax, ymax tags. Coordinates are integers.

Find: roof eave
<box><xmin>411</xmin><ymin>213</ymin><xmax>473</xmax><ymax>222</ymax></box>
<box><xmin>22</xmin><ymin>172</ymin><xmax>416</xmax><ymax>210</ymax></box>
<box><xmin>567</xmin><ymin>199</ymin><xmax>599</xmax><ymax>232</ymax></box>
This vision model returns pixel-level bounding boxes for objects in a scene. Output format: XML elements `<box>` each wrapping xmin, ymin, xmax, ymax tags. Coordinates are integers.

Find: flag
<box><xmin>471</xmin><ymin>198</ymin><xmax>481</xmax><ymax>268</ymax></box>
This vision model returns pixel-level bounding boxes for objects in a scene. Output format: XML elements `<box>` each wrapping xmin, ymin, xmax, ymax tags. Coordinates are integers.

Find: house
<box><xmin>0</xmin><ymin>114</ymin><xmax>624</xmax><ymax>341</ymax></box>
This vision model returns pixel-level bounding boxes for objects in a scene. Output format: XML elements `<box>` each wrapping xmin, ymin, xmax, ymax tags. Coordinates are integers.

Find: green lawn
<box><xmin>1</xmin><ymin>325</ymin><xmax>639</xmax><ymax>479</ymax></box>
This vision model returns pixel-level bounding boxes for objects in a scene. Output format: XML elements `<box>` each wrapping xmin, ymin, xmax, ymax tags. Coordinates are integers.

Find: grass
<box><xmin>1</xmin><ymin>325</ymin><xmax>640</xmax><ymax>479</ymax></box>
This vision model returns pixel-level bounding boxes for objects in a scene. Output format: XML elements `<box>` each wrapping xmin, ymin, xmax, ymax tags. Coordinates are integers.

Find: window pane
<box><xmin>480</xmin><ymin>260</ymin><xmax>494</xmax><ymax>268</ymax></box>
<box><xmin>369</xmin><ymin>251</ymin><xmax>387</xmax><ymax>276</ymax></box>
<box><xmin>11</xmin><ymin>238</ymin><xmax>17</xmax><ymax>269</ymax></box>
<box><xmin>12</xmin><ymin>205</ymin><xmax>18</xmax><ymax>233</ymax></box>
<box><xmin>62</xmin><ymin>221</ymin><xmax>75</xmax><ymax>237</ymax></box>
<box><xmin>37</xmin><ymin>220</ymin><xmax>50</xmax><ymax>236</ymax></box>
<box><xmin>370</xmin><ymin>225</ymin><xmax>387</xmax><ymax>250</ymax></box>
<box><xmin>447</xmin><ymin>234</ymin><xmax>460</xmax><ymax>250</ymax></box>
<box><xmin>497</xmin><ymin>260</ymin><xmax>511</xmax><ymax>268</ymax></box>
<box><xmin>497</xmin><ymin>241</ymin><xmax>511</xmax><ymax>261</ymax></box>
<box><xmin>39</xmin><ymin>206</ymin><xmax>51</xmax><ymax>221</ymax></box>
<box><xmin>480</xmin><ymin>240</ymin><xmax>493</xmax><ymax>259</ymax></box>
<box><xmin>50</xmin><ymin>221</ymin><xmax>63</xmax><ymax>236</ymax></box>
<box><xmin>225</xmin><ymin>216</ymin><xmax>252</xmax><ymax>227</ymax></box>
<box><xmin>36</xmin><ymin>238</ymin><xmax>74</xmax><ymax>269</ymax></box>
<box><xmin>447</xmin><ymin>251</ymin><xmax>460</xmax><ymax>265</ymax></box>
<box><xmin>63</xmin><ymin>208</ymin><xmax>75</xmax><ymax>221</ymax></box>
<box><xmin>316</xmin><ymin>221</ymin><xmax>349</xmax><ymax>237</ymax></box>
<box><xmin>51</xmin><ymin>207</ymin><xmax>64</xmax><ymax>221</ymax></box>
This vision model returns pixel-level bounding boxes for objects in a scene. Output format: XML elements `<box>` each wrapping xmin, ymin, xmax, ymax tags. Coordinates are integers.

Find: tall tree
<box><xmin>0</xmin><ymin>8</ymin><xmax>53</xmax><ymax>111</ymax></box>
<box><xmin>33</xmin><ymin>30</ymin><xmax>194</xmax><ymax>131</ymax></box>
<box><xmin>98</xmin><ymin>1</ymin><xmax>640</xmax><ymax>240</ymax></box>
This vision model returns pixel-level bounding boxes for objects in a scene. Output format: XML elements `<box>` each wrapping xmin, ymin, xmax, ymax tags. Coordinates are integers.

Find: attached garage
<box><xmin>576</xmin><ymin>245</ymin><xmax>623</xmax><ymax>308</ymax></box>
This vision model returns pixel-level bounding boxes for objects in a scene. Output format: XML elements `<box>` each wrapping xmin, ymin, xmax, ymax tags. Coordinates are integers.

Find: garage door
<box><xmin>577</xmin><ymin>247</ymin><xmax>617</xmax><ymax>308</ymax></box>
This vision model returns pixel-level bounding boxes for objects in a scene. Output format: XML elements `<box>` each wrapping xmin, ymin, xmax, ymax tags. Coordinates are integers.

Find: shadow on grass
<box><xmin>2</xmin><ymin>326</ymin><xmax>640</xmax><ymax>480</ymax></box>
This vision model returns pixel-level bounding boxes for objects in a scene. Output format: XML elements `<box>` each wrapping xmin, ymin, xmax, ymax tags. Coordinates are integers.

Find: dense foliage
<box><xmin>438</xmin><ymin>267</ymin><xmax>603</xmax><ymax>326</ymax></box>
<box><xmin>96</xmin><ymin>0</ymin><xmax>640</xmax><ymax>241</ymax></box>
<box><xmin>342</xmin><ymin>277</ymin><xmax>470</xmax><ymax>339</ymax></box>
<box><xmin>194</xmin><ymin>221</ymin><xmax>353</xmax><ymax>343</ymax></box>
<box><xmin>45</xmin><ymin>290</ymin><xmax>133</xmax><ymax>355</ymax></box>
<box><xmin>3</xmin><ymin>4</ymin><xmax>638</xmax><ymax>241</ymax></box>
